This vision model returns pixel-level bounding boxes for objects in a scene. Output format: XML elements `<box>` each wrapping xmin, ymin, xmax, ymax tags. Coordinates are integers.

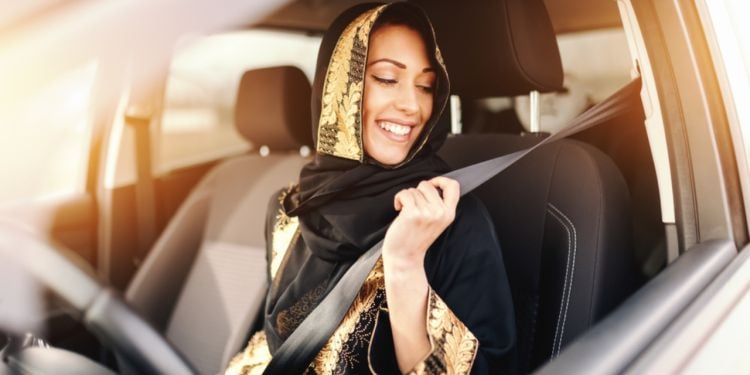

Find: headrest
<box><xmin>413</xmin><ymin>0</ymin><xmax>564</xmax><ymax>98</ymax></box>
<box><xmin>515</xmin><ymin>74</ymin><xmax>593</xmax><ymax>134</ymax></box>
<box><xmin>235</xmin><ymin>66</ymin><xmax>313</xmax><ymax>150</ymax></box>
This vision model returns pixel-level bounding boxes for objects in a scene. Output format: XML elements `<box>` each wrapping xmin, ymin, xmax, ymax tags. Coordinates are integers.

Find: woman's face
<box><xmin>362</xmin><ymin>24</ymin><xmax>435</xmax><ymax>166</ymax></box>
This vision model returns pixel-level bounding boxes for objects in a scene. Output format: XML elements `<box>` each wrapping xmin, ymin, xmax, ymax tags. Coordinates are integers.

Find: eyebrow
<box><xmin>369</xmin><ymin>58</ymin><xmax>434</xmax><ymax>73</ymax></box>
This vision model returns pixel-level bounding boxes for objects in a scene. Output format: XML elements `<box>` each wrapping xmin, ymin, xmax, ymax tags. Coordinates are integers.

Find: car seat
<box><xmin>418</xmin><ymin>0</ymin><xmax>642</xmax><ymax>372</ymax></box>
<box><xmin>124</xmin><ymin>66</ymin><xmax>313</xmax><ymax>374</ymax></box>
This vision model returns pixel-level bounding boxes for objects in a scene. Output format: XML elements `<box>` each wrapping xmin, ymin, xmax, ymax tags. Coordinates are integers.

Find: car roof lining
<box><xmin>255</xmin><ymin>0</ymin><xmax>622</xmax><ymax>35</ymax></box>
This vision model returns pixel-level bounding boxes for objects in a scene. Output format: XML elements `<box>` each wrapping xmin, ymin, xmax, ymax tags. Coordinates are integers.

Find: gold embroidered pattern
<box><xmin>316</xmin><ymin>5</ymin><xmax>386</xmax><ymax>161</ymax></box>
<box><xmin>310</xmin><ymin>258</ymin><xmax>385</xmax><ymax>374</ymax></box>
<box><xmin>408</xmin><ymin>290</ymin><xmax>479</xmax><ymax>375</ymax></box>
<box><xmin>270</xmin><ymin>186</ymin><xmax>300</xmax><ymax>279</ymax></box>
<box><xmin>276</xmin><ymin>283</ymin><xmax>327</xmax><ymax>338</ymax></box>
<box><xmin>224</xmin><ymin>331</ymin><xmax>272</xmax><ymax>375</ymax></box>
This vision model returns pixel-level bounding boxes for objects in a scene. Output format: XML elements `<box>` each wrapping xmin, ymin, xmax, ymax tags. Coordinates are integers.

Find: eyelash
<box><xmin>373</xmin><ymin>75</ymin><xmax>397</xmax><ymax>86</ymax></box>
<box><xmin>372</xmin><ymin>75</ymin><xmax>434</xmax><ymax>94</ymax></box>
<box><xmin>418</xmin><ymin>85</ymin><xmax>434</xmax><ymax>94</ymax></box>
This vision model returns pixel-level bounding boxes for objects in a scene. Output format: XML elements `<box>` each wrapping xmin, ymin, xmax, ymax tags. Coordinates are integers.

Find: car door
<box><xmin>618</xmin><ymin>0</ymin><xmax>750</xmax><ymax>371</ymax></box>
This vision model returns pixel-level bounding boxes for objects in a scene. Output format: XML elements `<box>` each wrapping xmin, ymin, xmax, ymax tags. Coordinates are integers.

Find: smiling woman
<box><xmin>363</xmin><ymin>24</ymin><xmax>435</xmax><ymax>166</ymax></box>
<box><xmin>225</xmin><ymin>3</ymin><xmax>515</xmax><ymax>375</ymax></box>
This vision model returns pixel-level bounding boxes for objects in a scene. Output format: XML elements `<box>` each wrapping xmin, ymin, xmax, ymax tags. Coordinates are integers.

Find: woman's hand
<box><xmin>382</xmin><ymin>176</ymin><xmax>460</xmax><ymax>372</ymax></box>
<box><xmin>382</xmin><ymin>176</ymin><xmax>460</xmax><ymax>267</ymax></box>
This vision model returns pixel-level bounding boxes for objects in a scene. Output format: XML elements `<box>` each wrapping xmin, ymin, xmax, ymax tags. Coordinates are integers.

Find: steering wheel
<box><xmin>0</xmin><ymin>221</ymin><xmax>197</xmax><ymax>375</ymax></box>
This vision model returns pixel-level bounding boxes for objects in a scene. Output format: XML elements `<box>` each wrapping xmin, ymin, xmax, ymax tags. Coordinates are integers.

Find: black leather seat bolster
<box><xmin>438</xmin><ymin>134</ymin><xmax>638</xmax><ymax>372</ymax></box>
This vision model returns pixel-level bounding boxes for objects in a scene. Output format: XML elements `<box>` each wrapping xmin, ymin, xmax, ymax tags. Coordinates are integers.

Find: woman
<box><xmin>226</xmin><ymin>2</ymin><xmax>516</xmax><ymax>374</ymax></box>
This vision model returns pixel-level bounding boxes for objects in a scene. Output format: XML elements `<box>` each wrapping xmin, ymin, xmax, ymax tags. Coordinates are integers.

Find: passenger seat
<box><xmin>124</xmin><ymin>66</ymin><xmax>312</xmax><ymax>374</ymax></box>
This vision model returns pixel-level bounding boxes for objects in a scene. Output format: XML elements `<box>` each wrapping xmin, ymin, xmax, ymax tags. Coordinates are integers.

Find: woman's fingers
<box><xmin>394</xmin><ymin>179</ymin><xmax>460</xmax><ymax>219</ymax></box>
<box><xmin>409</xmin><ymin>188</ymin><xmax>430</xmax><ymax>210</ymax></box>
<box><xmin>395</xmin><ymin>178</ymin><xmax>459</xmax><ymax>222</ymax></box>
<box><xmin>394</xmin><ymin>189</ymin><xmax>410</xmax><ymax>211</ymax></box>
<box><xmin>395</xmin><ymin>188</ymin><xmax>425</xmax><ymax>210</ymax></box>
<box><xmin>417</xmin><ymin>180</ymin><xmax>443</xmax><ymax>206</ymax></box>
<box><xmin>395</xmin><ymin>188</ymin><xmax>430</xmax><ymax>217</ymax></box>
<box><xmin>385</xmin><ymin>179</ymin><xmax>460</xmax><ymax>262</ymax></box>
<box><xmin>429</xmin><ymin>177</ymin><xmax>460</xmax><ymax>211</ymax></box>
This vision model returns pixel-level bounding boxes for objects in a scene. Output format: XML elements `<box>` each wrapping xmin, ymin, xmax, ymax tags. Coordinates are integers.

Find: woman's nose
<box><xmin>394</xmin><ymin>85</ymin><xmax>419</xmax><ymax>114</ymax></box>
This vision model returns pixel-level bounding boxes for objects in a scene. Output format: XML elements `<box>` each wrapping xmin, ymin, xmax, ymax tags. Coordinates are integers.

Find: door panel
<box><xmin>538</xmin><ymin>240</ymin><xmax>735</xmax><ymax>374</ymax></box>
<box><xmin>0</xmin><ymin>194</ymin><xmax>97</xmax><ymax>269</ymax></box>
<box><xmin>51</xmin><ymin>195</ymin><xmax>97</xmax><ymax>265</ymax></box>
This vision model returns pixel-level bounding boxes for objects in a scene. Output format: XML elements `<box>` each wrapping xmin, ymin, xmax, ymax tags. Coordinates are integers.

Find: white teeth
<box><xmin>378</xmin><ymin>121</ymin><xmax>411</xmax><ymax>136</ymax></box>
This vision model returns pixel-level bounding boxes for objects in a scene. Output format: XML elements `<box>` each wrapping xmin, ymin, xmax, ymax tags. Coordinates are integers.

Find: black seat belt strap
<box><xmin>124</xmin><ymin>104</ymin><xmax>157</xmax><ymax>268</ymax></box>
<box><xmin>264</xmin><ymin>77</ymin><xmax>642</xmax><ymax>374</ymax></box>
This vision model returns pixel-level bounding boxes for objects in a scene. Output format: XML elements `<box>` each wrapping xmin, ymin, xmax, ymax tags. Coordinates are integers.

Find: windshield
<box><xmin>0</xmin><ymin>61</ymin><xmax>97</xmax><ymax>205</ymax></box>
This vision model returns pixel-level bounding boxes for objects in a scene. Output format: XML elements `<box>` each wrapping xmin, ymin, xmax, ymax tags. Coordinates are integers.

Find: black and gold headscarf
<box><xmin>284</xmin><ymin>1</ymin><xmax>452</xmax><ymax>262</ymax></box>
<box><xmin>264</xmin><ymin>1</ymin><xmax>452</xmax><ymax>354</ymax></box>
<box><xmin>246</xmin><ymin>4</ymin><xmax>516</xmax><ymax>373</ymax></box>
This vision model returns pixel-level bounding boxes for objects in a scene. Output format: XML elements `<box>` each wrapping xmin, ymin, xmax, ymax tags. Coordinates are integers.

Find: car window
<box><xmin>0</xmin><ymin>61</ymin><xmax>97</xmax><ymax>205</ymax></box>
<box><xmin>700</xmin><ymin>0</ymin><xmax>750</xmax><ymax>222</ymax></box>
<box><xmin>465</xmin><ymin>28</ymin><xmax>632</xmax><ymax>135</ymax></box>
<box><xmin>514</xmin><ymin>28</ymin><xmax>632</xmax><ymax>134</ymax></box>
<box><xmin>157</xmin><ymin>29</ymin><xmax>321</xmax><ymax>173</ymax></box>
<box><xmin>702</xmin><ymin>0</ymin><xmax>750</xmax><ymax>164</ymax></box>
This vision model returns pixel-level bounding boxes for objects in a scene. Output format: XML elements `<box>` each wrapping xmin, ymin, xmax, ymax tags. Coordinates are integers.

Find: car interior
<box><xmin>3</xmin><ymin>0</ymin><xmax>745</xmax><ymax>374</ymax></box>
<box><xmin>126</xmin><ymin>65</ymin><xmax>313</xmax><ymax>375</ymax></box>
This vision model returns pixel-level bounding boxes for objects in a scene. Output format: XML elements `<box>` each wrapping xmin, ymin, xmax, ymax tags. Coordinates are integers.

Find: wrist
<box><xmin>382</xmin><ymin>246</ymin><xmax>425</xmax><ymax>269</ymax></box>
<box><xmin>383</xmin><ymin>251</ymin><xmax>429</xmax><ymax>301</ymax></box>
<box><xmin>382</xmin><ymin>246</ymin><xmax>425</xmax><ymax>272</ymax></box>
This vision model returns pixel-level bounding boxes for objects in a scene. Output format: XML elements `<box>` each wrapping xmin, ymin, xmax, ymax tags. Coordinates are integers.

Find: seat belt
<box><xmin>124</xmin><ymin>104</ymin><xmax>157</xmax><ymax>268</ymax></box>
<box><xmin>264</xmin><ymin>77</ymin><xmax>642</xmax><ymax>374</ymax></box>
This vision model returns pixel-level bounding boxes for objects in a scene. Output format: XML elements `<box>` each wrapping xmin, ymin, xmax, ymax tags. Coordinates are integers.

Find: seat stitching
<box><xmin>547</xmin><ymin>206</ymin><xmax>571</xmax><ymax>358</ymax></box>
<box><xmin>547</xmin><ymin>206</ymin><xmax>570</xmax><ymax>358</ymax></box>
<box><xmin>549</xmin><ymin>203</ymin><xmax>577</xmax><ymax>357</ymax></box>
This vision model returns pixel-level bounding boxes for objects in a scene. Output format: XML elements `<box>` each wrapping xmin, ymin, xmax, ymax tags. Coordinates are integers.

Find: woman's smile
<box><xmin>362</xmin><ymin>24</ymin><xmax>435</xmax><ymax>166</ymax></box>
<box><xmin>376</xmin><ymin>119</ymin><xmax>417</xmax><ymax>142</ymax></box>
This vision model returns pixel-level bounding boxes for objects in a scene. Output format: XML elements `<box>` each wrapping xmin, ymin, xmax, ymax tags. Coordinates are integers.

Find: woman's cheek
<box><xmin>419</xmin><ymin>95</ymin><xmax>433</xmax><ymax>122</ymax></box>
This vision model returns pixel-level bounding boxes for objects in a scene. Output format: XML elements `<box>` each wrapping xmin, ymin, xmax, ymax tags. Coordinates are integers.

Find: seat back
<box><xmin>125</xmin><ymin>66</ymin><xmax>312</xmax><ymax>374</ymax></box>
<box><xmin>416</xmin><ymin>0</ymin><xmax>641</xmax><ymax>370</ymax></box>
<box><xmin>439</xmin><ymin>134</ymin><xmax>639</xmax><ymax>372</ymax></box>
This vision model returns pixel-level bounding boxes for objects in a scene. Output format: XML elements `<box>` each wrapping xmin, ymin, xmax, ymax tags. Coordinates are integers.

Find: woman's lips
<box><xmin>377</xmin><ymin>120</ymin><xmax>414</xmax><ymax>143</ymax></box>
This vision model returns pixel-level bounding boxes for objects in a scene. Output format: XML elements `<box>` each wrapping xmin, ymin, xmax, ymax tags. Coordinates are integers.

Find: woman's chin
<box><xmin>369</xmin><ymin>149</ymin><xmax>408</xmax><ymax>166</ymax></box>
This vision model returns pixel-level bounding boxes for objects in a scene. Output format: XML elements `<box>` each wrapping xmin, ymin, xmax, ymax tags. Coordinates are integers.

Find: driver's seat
<box><xmin>124</xmin><ymin>66</ymin><xmax>312</xmax><ymax>374</ymax></box>
<box><xmin>419</xmin><ymin>0</ymin><xmax>641</xmax><ymax>372</ymax></box>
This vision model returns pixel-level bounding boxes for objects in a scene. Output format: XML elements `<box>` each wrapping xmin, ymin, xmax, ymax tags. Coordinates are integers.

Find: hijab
<box><xmin>264</xmin><ymin>2</ymin><xmax>452</xmax><ymax>351</ymax></box>
<box><xmin>283</xmin><ymin>1</ymin><xmax>452</xmax><ymax>262</ymax></box>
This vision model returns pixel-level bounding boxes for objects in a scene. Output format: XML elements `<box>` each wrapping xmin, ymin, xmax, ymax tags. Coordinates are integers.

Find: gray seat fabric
<box><xmin>125</xmin><ymin>66</ymin><xmax>312</xmax><ymax>374</ymax></box>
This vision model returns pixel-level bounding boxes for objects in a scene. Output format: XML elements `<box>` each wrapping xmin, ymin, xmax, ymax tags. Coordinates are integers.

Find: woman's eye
<box><xmin>417</xmin><ymin>84</ymin><xmax>434</xmax><ymax>94</ymax></box>
<box><xmin>372</xmin><ymin>75</ymin><xmax>397</xmax><ymax>86</ymax></box>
